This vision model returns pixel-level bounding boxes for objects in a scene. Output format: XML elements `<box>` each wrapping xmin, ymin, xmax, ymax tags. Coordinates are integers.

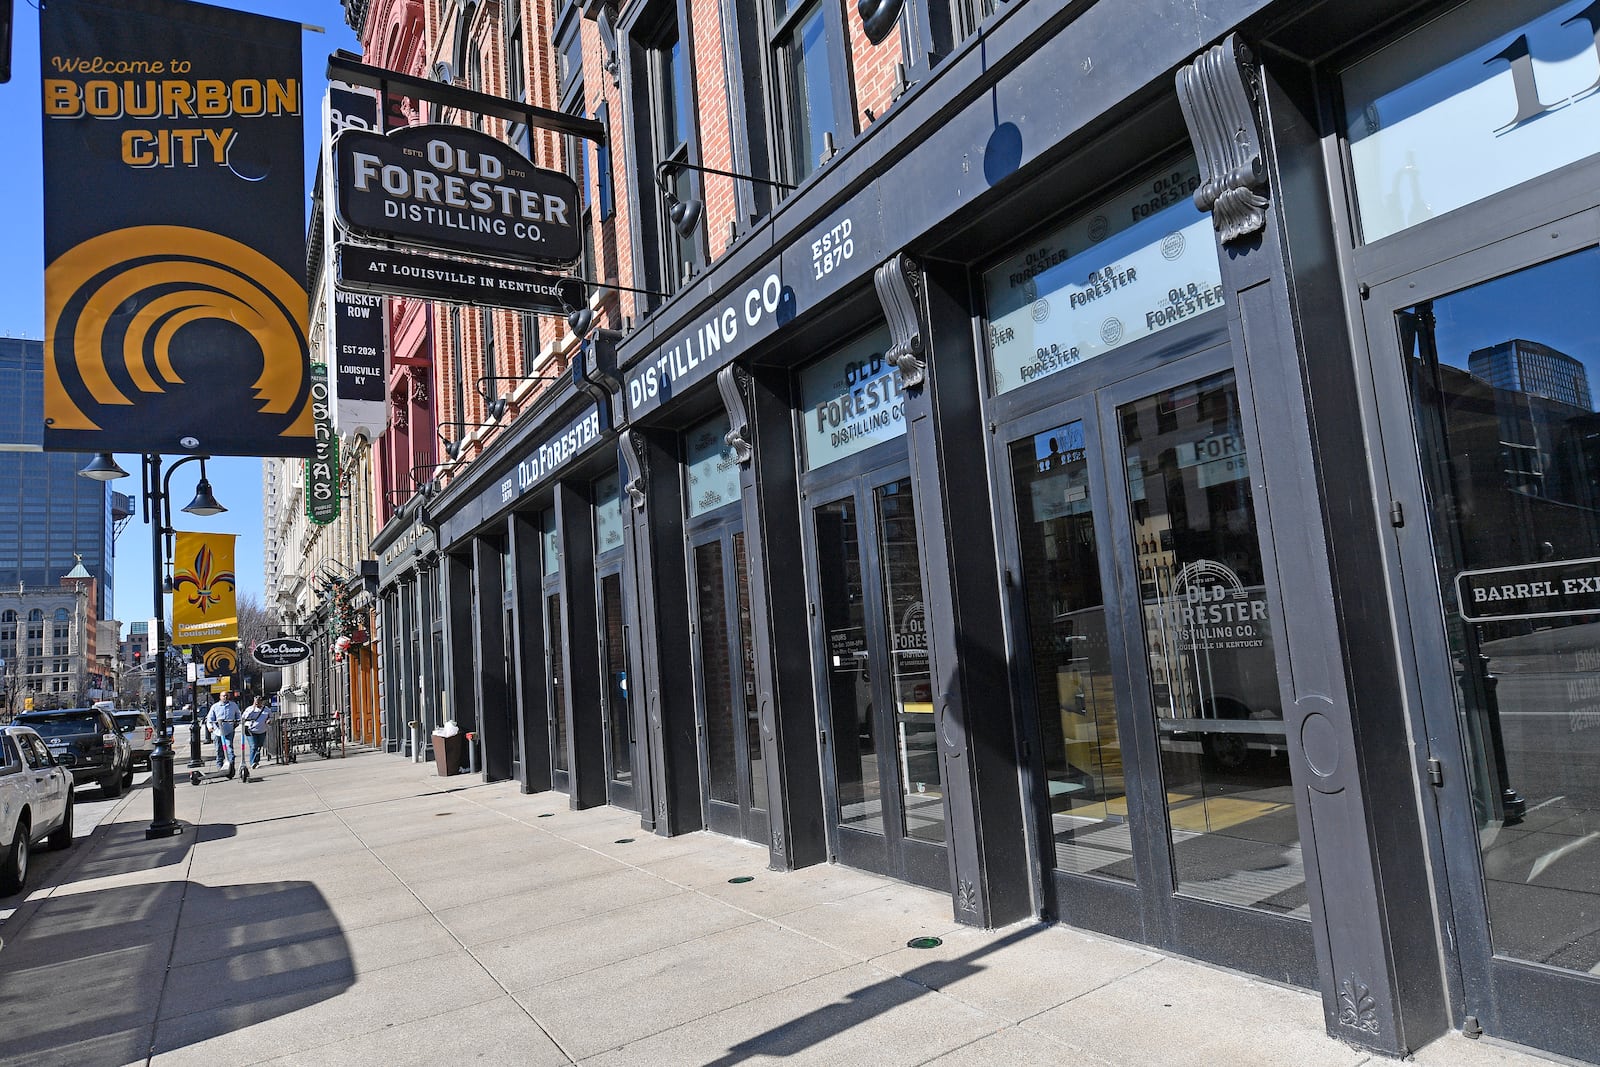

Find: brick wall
<box><xmin>845</xmin><ymin>5</ymin><xmax>903</xmax><ymax>134</ymax></box>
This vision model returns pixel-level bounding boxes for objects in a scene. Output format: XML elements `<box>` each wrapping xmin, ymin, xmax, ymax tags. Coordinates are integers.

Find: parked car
<box><xmin>113</xmin><ymin>710</ymin><xmax>156</xmax><ymax>769</ymax></box>
<box><xmin>15</xmin><ymin>708</ymin><xmax>133</xmax><ymax>798</ymax></box>
<box><xmin>0</xmin><ymin>725</ymin><xmax>75</xmax><ymax>896</ymax></box>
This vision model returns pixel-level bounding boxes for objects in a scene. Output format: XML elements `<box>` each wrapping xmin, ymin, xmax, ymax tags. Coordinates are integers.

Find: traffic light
<box><xmin>0</xmin><ymin>0</ymin><xmax>12</xmax><ymax>85</ymax></box>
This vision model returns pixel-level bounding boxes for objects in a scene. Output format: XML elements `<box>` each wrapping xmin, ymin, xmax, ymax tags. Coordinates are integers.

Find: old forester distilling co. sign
<box><xmin>334</xmin><ymin>125</ymin><xmax>581</xmax><ymax>266</ymax></box>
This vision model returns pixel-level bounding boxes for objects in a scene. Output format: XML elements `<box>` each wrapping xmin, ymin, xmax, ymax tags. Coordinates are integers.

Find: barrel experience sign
<box><xmin>1458</xmin><ymin>557</ymin><xmax>1600</xmax><ymax>623</ymax></box>
<box><xmin>335</xmin><ymin>125</ymin><xmax>581</xmax><ymax>266</ymax></box>
<box><xmin>306</xmin><ymin>363</ymin><xmax>339</xmax><ymax>525</ymax></box>
<box><xmin>39</xmin><ymin>0</ymin><xmax>312</xmax><ymax>457</ymax></box>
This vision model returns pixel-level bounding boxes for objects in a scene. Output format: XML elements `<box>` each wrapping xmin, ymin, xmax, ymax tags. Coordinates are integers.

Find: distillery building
<box><xmin>364</xmin><ymin>0</ymin><xmax>1600</xmax><ymax>1060</ymax></box>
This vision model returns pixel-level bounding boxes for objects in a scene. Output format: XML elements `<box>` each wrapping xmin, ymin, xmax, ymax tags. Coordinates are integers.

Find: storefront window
<box><xmin>1009</xmin><ymin>420</ymin><xmax>1132</xmax><ymax>880</ymax></box>
<box><xmin>982</xmin><ymin>158</ymin><xmax>1221</xmax><ymax>395</ymax></box>
<box><xmin>594</xmin><ymin>471</ymin><xmax>625</xmax><ymax>555</ymax></box>
<box><xmin>798</xmin><ymin>327</ymin><xmax>902</xmax><ymax>472</ymax></box>
<box><xmin>1343</xmin><ymin>0</ymin><xmax>1600</xmax><ymax>244</ymax></box>
<box><xmin>1401</xmin><ymin>247</ymin><xmax>1600</xmax><ymax>973</ymax></box>
<box><xmin>1120</xmin><ymin>372</ymin><xmax>1306</xmax><ymax>916</ymax></box>
<box><xmin>540</xmin><ymin>509</ymin><xmax>559</xmax><ymax>576</ymax></box>
<box><xmin>685</xmin><ymin>413</ymin><xmax>741</xmax><ymax>517</ymax></box>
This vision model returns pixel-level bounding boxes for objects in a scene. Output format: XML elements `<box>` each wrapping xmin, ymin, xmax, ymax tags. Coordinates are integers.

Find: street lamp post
<box><xmin>79</xmin><ymin>452</ymin><xmax>226</xmax><ymax>840</ymax></box>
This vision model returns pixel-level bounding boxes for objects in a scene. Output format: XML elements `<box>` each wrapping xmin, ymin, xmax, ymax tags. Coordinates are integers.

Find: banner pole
<box><xmin>146</xmin><ymin>453</ymin><xmax>182</xmax><ymax>839</ymax></box>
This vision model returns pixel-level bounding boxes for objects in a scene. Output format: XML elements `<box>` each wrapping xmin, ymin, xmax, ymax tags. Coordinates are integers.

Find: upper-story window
<box><xmin>649</xmin><ymin>15</ymin><xmax>702</xmax><ymax>288</ymax></box>
<box><xmin>768</xmin><ymin>0</ymin><xmax>848</xmax><ymax>184</ymax></box>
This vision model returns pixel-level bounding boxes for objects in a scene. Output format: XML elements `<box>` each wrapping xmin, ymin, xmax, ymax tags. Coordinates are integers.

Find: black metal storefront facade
<box><xmin>366</xmin><ymin>0</ymin><xmax>1600</xmax><ymax>1059</ymax></box>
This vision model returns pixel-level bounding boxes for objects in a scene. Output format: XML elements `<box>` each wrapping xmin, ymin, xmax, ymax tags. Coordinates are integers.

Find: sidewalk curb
<box><xmin>0</xmin><ymin>777</ymin><xmax>175</xmax><ymax>951</ymax></box>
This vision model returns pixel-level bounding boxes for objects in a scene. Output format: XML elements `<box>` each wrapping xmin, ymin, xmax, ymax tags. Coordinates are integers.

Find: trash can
<box><xmin>432</xmin><ymin>731</ymin><xmax>464</xmax><ymax>776</ymax></box>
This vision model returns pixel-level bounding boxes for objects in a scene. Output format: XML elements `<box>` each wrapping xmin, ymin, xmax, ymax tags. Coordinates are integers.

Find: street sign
<box><xmin>253</xmin><ymin>637</ymin><xmax>312</xmax><ymax>667</ymax></box>
<box><xmin>335</xmin><ymin>243</ymin><xmax>575</xmax><ymax>313</ymax></box>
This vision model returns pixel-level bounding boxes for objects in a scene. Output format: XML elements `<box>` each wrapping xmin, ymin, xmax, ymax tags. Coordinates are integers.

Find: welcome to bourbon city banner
<box><xmin>40</xmin><ymin>0</ymin><xmax>313</xmax><ymax>457</ymax></box>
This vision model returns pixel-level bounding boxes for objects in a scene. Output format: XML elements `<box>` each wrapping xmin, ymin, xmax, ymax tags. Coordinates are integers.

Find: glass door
<box><xmin>690</xmin><ymin>527</ymin><xmax>769</xmax><ymax>844</ymax></box>
<box><xmin>598</xmin><ymin>568</ymin><xmax>635</xmax><ymax>808</ymax></box>
<box><xmin>1367</xmin><ymin>235</ymin><xmax>1600</xmax><ymax>1056</ymax></box>
<box><xmin>810</xmin><ymin>469</ymin><xmax>948</xmax><ymax>889</ymax></box>
<box><xmin>545</xmin><ymin>590</ymin><xmax>567</xmax><ymax>793</ymax></box>
<box><xmin>998</xmin><ymin>353</ymin><xmax>1314</xmax><ymax>979</ymax></box>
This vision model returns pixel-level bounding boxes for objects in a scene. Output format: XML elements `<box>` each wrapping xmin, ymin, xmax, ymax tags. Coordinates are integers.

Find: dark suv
<box><xmin>15</xmin><ymin>708</ymin><xmax>134</xmax><ymax>798</ymax></box>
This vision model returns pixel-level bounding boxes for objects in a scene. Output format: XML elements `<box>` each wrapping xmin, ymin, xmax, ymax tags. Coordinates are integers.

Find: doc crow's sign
<box><xmin>334</xmin><ymin>124</ymin><xmax>580</xmax><ymax>266</ymax></box>
<box><xmin>253</xmin><ymin>637</ymin><xmax>312</xmax><ymax>667</ymax></box>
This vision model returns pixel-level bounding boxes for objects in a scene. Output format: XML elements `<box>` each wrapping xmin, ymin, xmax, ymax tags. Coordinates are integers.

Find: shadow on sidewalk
<box><xmin>0</xmin><ymin>879</ymin><xmax>354</xmax><ymax>1067</ymax></box>
<box><xmin>703</xmin><ymin>925</ymin><xmax>1049</xmax><ymax>1065</ymax></box>
<box><xmin>60</xmin><ymin>815</ymin><xmax>235</xmax><ymax>886</ymax></box>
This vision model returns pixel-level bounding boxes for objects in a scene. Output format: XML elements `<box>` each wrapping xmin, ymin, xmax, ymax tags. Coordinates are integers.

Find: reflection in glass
<box><xmin>782</xmin><ymin>4</ymin><xmax>839</xmax><ymax>183</ymax></box>
<box><xmin>875</xmin><ymin>480</ymin><xmax>944</xmax><ymax>844</ymax></box>
<box><xmin>547</xmin><ymin>593</ymin><xmax>567</xmax><ymax>774</ymax></box>
<box><xmin>1401</xmin><ymin>247</ymin><xmax>1600</xmax><ymax>973</ymax></box>
<box><xmin>696</xmin><ymin>539</ymin><xmax>738</xmax><ymax>805</ymax></box>
<box><xmin>735</xmin><ymin>533</ymin><xmax>767</xmax><ymax>812</ymax></box>
<box><xmin>601</xmin><ymin>574</ymin><xmax>631</xmax><ymax>784</ymax></box>
<box><xmin>1120</xmin><ymin>373</ymin><xmax>1306</xmax><ymax>916</ymax></box>
<box><xmin>1009</xmin><ymin>421</ymin><xmax>1132</xmax><ymax>880</ymax></box>
<box><xmin>815</xmin><ymin>497</ymin><xmax>880</xmax><ymax>831</ymax></box>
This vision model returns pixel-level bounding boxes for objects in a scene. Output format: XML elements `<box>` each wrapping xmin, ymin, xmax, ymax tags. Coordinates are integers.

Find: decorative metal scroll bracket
<box><xmin>1176</xmin><ymin>34</ymin><xmax>1269</xmax><ymax>244</ymax></box>
<box><xmin>717</xmin><ymin>365</ymin><xmax>754</xmax><ymax>465</ymax></box>
<box><xmin>874</xmin><ymin>254</ymin><xmax>926</xmax><ymax>389</ymax></box>
<box><xmin>618</xmin><ymin>429</ymin><xmax>647</xmax><ymax>510</ymax></box>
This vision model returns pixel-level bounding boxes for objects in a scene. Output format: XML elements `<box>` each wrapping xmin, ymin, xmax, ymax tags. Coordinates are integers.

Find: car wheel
<box><xmin>122</xmin><ymin>760</ymin><xmax>134</xmax><ymax>787</ymax></box>
<box><xmin>0</xmin><ymin>819</ymin><xmax>29</xmax><ymax>895</ymax></box>
<box><xmin>48</xmin><ymin>795</ymin><xmax>74</xmax><ymax>851</ymax></box>
<box><xmin>101</xmin><ymin>767</ymin><xmax>123</xmax><ymax>799</ymax></box>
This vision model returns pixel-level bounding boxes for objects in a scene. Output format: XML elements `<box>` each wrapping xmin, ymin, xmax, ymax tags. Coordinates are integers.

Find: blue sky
<box><xmin>0</xmin><ymin>1</ymin><xmax>360</xmax><ymax>632</ymax></box>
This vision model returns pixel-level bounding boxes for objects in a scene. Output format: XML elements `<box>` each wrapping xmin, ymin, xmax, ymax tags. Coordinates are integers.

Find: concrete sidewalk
<box><xmin>0</xmin><ymin>749</ymin><xmax>1568</xmax><ymax>1067</ymax></box>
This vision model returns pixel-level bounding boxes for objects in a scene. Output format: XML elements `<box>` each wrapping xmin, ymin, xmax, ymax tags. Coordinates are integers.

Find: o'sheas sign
<box><xmin>306</xmin><ymin>362</ymin><xmax>339</xmax><ymax>524</ymax></box>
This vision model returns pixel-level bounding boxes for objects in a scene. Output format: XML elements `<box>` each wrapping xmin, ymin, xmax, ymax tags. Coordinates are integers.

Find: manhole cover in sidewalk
<box><xmin>728</xmin><ymin>876</ymin><xmax>755</xmax><ymax>884</ymax></box>
<box><xmin>907</xmin><ymin>937</ymin><xmax>943</xmax><ymax>950</ymax></box>
<box><xmin>614</xmin><ymin>838</ymin><xmax>635</xmax><ymax>844</ymax></box>
<box><xmin>537</xmin><ymin>813</ymin><xmax>554</xmax><ymax>818</ymax></box>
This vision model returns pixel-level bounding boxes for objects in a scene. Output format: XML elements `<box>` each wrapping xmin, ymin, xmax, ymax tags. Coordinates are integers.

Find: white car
<box><xmin>113</xmin><ymin>710</ymin><xmax>156</xmax><ymax>769</ymax></box>
<box><xmin>0</xmin><ymin>725</ymin><xmax>75</xmax><ymax>896</ymax></box>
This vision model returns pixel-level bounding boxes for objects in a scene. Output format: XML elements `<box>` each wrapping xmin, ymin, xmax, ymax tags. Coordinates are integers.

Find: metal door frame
<box><xmin>595</xmin><ymin>555</ymin><xmax>636</xmax><ymax>810</ymax></box>
<box><xmin>802</xmin><ymin>449</ymin><xmax>950</xmax><ymax>890</ymax></box>
<box><xmin>1360</xmin><ymin>205</ymin><xmax>1600</xmax><ymax>1052</ymax></box>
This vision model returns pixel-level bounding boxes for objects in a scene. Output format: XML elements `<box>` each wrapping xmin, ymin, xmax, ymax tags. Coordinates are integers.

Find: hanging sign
<box><xmin>334</xmin><ymin>124</ymin><xmax>581</xmax><ymax>265</ymax></box>
<box><xmin>39</xmin><ymin>0</ymin><xmax>312</xmax><ymax>457</ymax></box>
<box><xmin>306</xmin><ymin>363</ymin><xmax>340</xmax><ymax>524</ymax></box>
<box><xmin>198</xmin><ymin>642</ymin><xmax>239</xmax><ymax>679</ymax></box>
<box><xmin>253</xmin><ymin>637</ymin><xmax>311</xmax><ymax>667</ymax></box>
<box><xmin>172</xmin><ymin>532</ymin><xmax>238</xmax><ymax>644</ymax></box>
<box><xmin>335</xmin><ymin>243</ymin><xmax>572</xmax><ymax>313</ymax></box>
<box><xmin>1457</xmin><ymin>557</ymin><xmax>1600</xmax><ymax>623</ymax></box>
<box><xmin>323</xmin><ymin>84</ymin><xmax>389</xmax><ymax>440</ymax></box>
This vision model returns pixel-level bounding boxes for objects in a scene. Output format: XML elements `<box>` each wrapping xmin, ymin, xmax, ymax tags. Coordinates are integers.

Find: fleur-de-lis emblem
<box><xmin>172</xmin><ymin>543</ymin><xmax>236</xmax><ymax>616</ymax></box>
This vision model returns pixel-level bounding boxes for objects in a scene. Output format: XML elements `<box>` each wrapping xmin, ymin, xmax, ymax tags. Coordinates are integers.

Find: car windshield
<box><xmin>21</xmin><ymin>714</ymin><xmax>101</xmax><ymax>735</ymax></box>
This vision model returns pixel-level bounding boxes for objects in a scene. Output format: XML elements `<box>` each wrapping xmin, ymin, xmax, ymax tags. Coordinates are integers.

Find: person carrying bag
<box><xmin>242</xmin><ymin>697</ymin><xmax>272</xmax><ymax>769</ymax></box>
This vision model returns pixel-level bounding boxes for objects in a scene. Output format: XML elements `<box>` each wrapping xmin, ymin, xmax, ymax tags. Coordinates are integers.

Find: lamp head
<box><xmin>667</xmin><ymin>192</ymin><xmax>703</xmax><ymax>239</ymax></box>
<box><xmin>444</xmin><ymin>438</ymin><xmax>463</xmax><ymax>461</ymax></box>
<box><xmin>567</xmin><ymin>306</ymin><xmax>594</xmax><ymax>338</ymax></box>
<box><xmin>78</xmin><ymin>453</ymin><xmax>129</xmax><ymax>481</ymax></box>
<box><xmin>181</xmin><ymin>475</ymin><xmax>227</xmax><ymax>517</ymax></box>
<box><xmin>488</xmin><ymin>396</ymin><xmax>509</xmax><ymax>422</ymax></box>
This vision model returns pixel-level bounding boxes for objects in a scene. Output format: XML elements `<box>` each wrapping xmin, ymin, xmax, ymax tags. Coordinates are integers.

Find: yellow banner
<box><xmin>172</xmin><ymin>531</ymin><xmax>239</xmax><ymax>644</ymax></box>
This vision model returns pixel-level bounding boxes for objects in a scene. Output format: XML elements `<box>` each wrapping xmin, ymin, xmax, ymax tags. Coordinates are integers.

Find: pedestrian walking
<box><xmin>242</xmin><ymin>696</ymin><xmax>271</xmax><ymax>768</ymax></box>
<box><xmin>206</xmin><ymin>691</ymin><xmax>241</xmax><ymax>768</ymax></box>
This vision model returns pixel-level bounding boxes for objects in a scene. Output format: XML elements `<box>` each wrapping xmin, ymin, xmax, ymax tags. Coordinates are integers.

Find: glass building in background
<box><xmin>0</xmin><ymin>338</ymin><xmax>115</xmax><ymax>620</ymax></box>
